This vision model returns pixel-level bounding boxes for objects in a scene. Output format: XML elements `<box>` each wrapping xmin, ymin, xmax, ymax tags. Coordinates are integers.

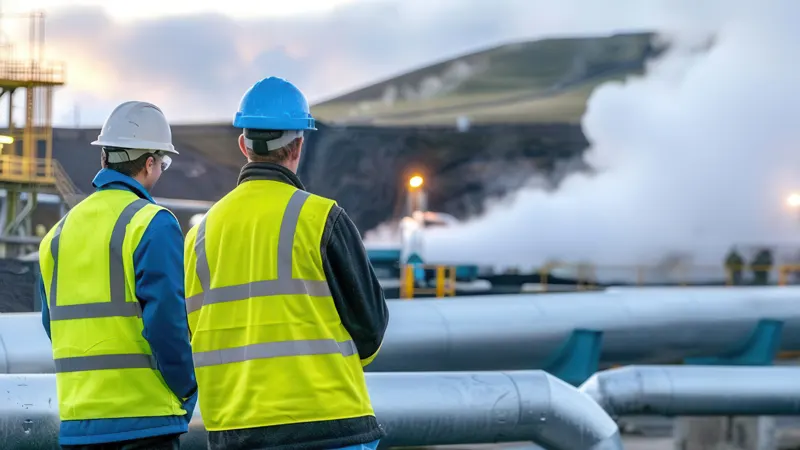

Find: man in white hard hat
<box><xmin>37</xmin><ymin>101</ymin><xmax>197</xmax><ymax>450</ymax></box>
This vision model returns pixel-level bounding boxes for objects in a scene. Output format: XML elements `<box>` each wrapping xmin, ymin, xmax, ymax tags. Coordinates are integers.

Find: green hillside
<box><xmin>313</xmin><ymin>32</ymin><xmax>657</xmax><ymax>126</ymax></box>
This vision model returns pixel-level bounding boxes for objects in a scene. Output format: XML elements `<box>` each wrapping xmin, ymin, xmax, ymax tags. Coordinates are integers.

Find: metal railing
<box><xmin>395</xmin><ymin>263</ymin><xmax>800</xmax><ymax>296</ymax></box>
<box><xmin>52</xmin><ymin>159</ymin><xmax>83</xmax><ymax>208</ymax></box>
<box><xmin>528</xmin><ymin>263</ymin><xmax>800</xmax><ymax>291</ymax></box>
<box><xmin>0</xmin><ymin>154</ymin><xmax>55</xmax><ymax>184</ymax></box>
<box><xmin>0</xmin><ymin>60</ymin><xmax>65</xmax><ymax>85</ymax></box>
<box><xmin>400</xmin><ymin>264</ymin><xmax>457</xmax><ymax>298</ymax></box>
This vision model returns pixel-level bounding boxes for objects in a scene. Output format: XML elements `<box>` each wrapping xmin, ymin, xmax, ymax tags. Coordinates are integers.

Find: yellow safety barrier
<box><xmin>400</xmin><ymin>264</ymin><xmax>457</xmax><ymax>299</ymax></box>
<box><xmin>0</xmin><ymin>155</ymin><xmax>56</xmax><ymax>184</ymax></box>
<box><xmin>778</xmin><ymin>264</ymin><xmax>800</xmax><ymax>286</ymax></box>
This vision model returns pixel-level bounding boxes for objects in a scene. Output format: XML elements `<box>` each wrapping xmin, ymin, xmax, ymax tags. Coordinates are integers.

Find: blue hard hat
<box><xmin>233</xmin><ymin>77</ymin><xmax>316</xmax><ymax>131</ymax></box>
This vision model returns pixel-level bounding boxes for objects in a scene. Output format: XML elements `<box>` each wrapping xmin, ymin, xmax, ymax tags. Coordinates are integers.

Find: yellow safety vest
<box><xmin>38</xmin><ymin>189</ymin><xmax>186</xmax><ymax>421</ymax></box>
<box><xmin>184</xmin><ymin>180</ymin><xmax>375</xmax><ymax>431</ymax></box>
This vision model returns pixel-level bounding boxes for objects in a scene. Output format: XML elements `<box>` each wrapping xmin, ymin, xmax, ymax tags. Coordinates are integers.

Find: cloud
<box><xmin>411</xmin><ymin>0</ymin><xmax>800</xmax><ymax>278</ymax></box>
<box><xmin>14</xmin><ymin>0</ymin><xmax>709</xmax><ymax>125</ymax></box>
<box><xmin>29</xmin><ymin>6</ymin><xmax>314</xmax><ymax>125</ymax></box>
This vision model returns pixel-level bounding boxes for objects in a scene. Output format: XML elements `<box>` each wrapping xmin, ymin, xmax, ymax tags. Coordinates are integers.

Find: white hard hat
<box><xmin>91</xmin><ymin>101</ymin><xmax>178</xmax><ymax>155</ymax></box>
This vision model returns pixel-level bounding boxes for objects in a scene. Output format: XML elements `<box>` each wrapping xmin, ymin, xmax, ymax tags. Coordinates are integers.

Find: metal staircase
<box><xmin>52</xmin><ymin>160</ymin><xmax>83</xmax><ymax>209</ymax></box>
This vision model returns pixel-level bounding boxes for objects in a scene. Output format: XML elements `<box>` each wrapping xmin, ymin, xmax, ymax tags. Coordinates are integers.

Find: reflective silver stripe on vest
<box><xmin>192</xmin><ymin>339</ymin><xmax>358</xmax><ymax>368</ymax></box>
<box><xmin>50</xmin><ymin>198</ymin><xmax>157</xmax><ymax>373</ymax></box>
<box><xmin>50</xmin><ymin>199</ymin><xmax>150</xmax><ymax>321</ymax></box>
<box><xmin>185</xmin><ymin>189</ymin><xmax>331</xmax><ymax>314</ymax></box>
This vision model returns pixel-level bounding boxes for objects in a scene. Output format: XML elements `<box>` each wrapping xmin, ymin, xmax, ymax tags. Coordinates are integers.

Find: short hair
<box><xmin>245</xmin><ymin>135</ymin><xmax>302</xmax><ymax>164</ymax></box>
<box><xmin>102</xmin><ymin>150</ymin><xmax>153</xmax><ymax>177</ymax></box>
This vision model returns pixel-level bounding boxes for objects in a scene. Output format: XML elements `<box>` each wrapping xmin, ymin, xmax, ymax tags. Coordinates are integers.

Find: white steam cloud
<box><xmin>410</xmin><ymin>0</ymin><xmax>800</xmax><ymax>273</ymax></box>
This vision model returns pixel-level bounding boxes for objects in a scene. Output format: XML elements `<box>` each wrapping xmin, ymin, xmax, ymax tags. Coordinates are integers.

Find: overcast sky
<box><xmin>3</xmin><ymin>0</ymin><xmax>712</xmax><ymax>126</ymax></box>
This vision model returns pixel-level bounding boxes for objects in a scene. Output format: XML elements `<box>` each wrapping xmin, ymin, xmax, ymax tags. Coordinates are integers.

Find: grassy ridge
<box><xmin>313</xmin><ymin>32</ymin><xmax>656</xmax><ymax>125</ymax></box>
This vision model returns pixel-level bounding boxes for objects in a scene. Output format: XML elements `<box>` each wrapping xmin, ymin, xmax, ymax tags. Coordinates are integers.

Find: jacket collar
<box><xmin>237</xmin><ymin>162</ymin><xmax>306</xmax><ymax>190</ymax></box>
<box><xmin>91</xmin><ymin>168</ymin><xmax>155</xmax><ymax>203</ymax></box>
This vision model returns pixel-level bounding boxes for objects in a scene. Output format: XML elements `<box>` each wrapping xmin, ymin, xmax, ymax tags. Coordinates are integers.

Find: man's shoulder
<box><xmin>306</xmin><ymin>190</ymin><xmax>338</xmax><ymax>207</ymax></box>
<box><xmin>303</xmin><ymin>191</ymin><xmax>342</xmax><ymax>222</ymax></box>
<box><xmin>139</xmin><ymin>208</ymin><xmax>182</xmax><ymax>241</ymax></box>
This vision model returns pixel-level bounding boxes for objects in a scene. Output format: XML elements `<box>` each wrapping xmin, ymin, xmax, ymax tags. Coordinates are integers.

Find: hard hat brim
<box><xmin>232</xmin><ymin>115</ymin><xmax>316</xmax><ymax>131</ymax></box>
<box><xmin>91</xmin><ymin>138</ymin><xmax>179</xmax><ymax>155</ymax></box>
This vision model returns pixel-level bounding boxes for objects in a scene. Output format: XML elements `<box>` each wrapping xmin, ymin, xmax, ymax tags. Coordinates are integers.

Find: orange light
<box><xmin>409</xmin><ymin>175</ymin><xmax>424</xmax><ymax>188</ymax></box>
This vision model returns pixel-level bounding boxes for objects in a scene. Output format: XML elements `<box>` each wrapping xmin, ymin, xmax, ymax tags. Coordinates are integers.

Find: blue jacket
<box><xmin>40</xmin><ymin>169</ymin><xmax>198</xmax><ymax>446</ymax></box>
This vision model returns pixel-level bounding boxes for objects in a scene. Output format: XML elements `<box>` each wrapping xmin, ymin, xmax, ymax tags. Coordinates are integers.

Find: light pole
<box><xmin>406</xmin><ymin>174</ymin><xmax>427</xmax><ymax>218</ymax></box>
<box><xmin>400</xmin><ymin>175</ymin><xmax>428</xmax><ymax>295</ymax></box>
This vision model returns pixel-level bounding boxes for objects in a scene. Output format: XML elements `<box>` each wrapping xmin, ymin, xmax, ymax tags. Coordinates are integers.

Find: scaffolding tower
<box><xmin>0</xmin><ymin>10</ymin><xmax>70</xmax><ymax>257</ymax></box>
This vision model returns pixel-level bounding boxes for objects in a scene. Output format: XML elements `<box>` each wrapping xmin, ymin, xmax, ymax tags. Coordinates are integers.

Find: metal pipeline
<box><xmin>5</xmin><ymin>287</ymin><xmax>800</xmax><ymax>373</ymax></box>
<box><xmin>0</xmin><ymin>371</ymin><xmax>621</xmax><ymax>450</ymax></box>
<box><xmin>0</xmin><ymin>312</ymin><xmax>48</xmax><ymax>373</ymax></box>
<box><xmin>375</xmin><ymin>287</ymin><xmax>800</xmax><ymax>371</ymax></box>
<box><xmin>580</xmin><ymin>365</ymin><xmax>800</xmax><ymax>417</ymax></box>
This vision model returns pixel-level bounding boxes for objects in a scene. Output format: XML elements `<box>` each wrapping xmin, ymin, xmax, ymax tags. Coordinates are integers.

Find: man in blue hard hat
<box><xmin>183</xmin><ymin>77</ymin><xmax>389</xmax><ymax>450</ymax></box>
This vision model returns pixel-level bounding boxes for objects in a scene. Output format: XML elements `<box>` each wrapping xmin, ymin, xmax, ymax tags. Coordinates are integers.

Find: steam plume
<box><xmin>418</xmin><ymin>1</ymin><xmax>800</xmax><ymax>273</ymax></box>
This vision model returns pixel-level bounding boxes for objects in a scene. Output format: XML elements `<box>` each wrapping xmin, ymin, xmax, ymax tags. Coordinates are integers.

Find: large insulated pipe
<box><xmin>5</xmin><ymin>287</ymin><xmax>800</xmax><ymax>373</ymax></box>
<box><xmin>0</xmin><ymin>371</ymin><xmax>621</xmax><ymax>450</ymax></box>
<box><xmin>375</xmin><ymin>287</ymin><xmax>800</xmax><ymax>371</ymax></box>
<box><xmin>580</xmin><ymin>365</ymin><xmax>800</xmax><ymax>416</ymax></box>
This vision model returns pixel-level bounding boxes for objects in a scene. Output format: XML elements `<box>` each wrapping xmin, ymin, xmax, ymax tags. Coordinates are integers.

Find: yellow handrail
<box><xmin>0</xmin><ymin>154</ymin><xmax>56</xmax><ymax>184</ymax></box>
<box><xmin>0</xmin><ymin>156</ymin><xmax>84</xmax><ymax>208</ymax></box>
<box><xmin>400</xmin><ymin>264</ymin><xmax>457</xmax><ymax>299</ymax></box>
<box><xmin>0</xmin><ymin>59</ymin><xmax>65</xmax><ymax>85</ymax></box>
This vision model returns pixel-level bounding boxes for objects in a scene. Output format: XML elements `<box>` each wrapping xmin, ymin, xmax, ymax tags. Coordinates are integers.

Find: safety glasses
<box><xmin>155</xmin><ymin>153</ymin><xmax>172</xmax><ymax>171</ymax></box>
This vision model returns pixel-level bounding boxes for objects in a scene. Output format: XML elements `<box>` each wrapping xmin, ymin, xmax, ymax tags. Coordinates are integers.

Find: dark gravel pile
<box><xmin>0</xmin><ymin>259</ymin><xmax>38</xmax><ymax>312</ymax></box>
<box><xmin>299</xmin><ymin>122</ymin><xmax>589</xmax><ymax>233</ymax></box>
<box><xmin>49</xmin><ymin>122</ymin><xmax>589</xmax><ymax>235</ymax></box>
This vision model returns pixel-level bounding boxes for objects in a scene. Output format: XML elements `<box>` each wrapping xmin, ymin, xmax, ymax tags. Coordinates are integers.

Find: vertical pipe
<box><xmin>402</xmin><ymin>264</ymin><xmax>414</xmax><ymax>299</ymax></box>
<box><xmin>45</xmin><ymin>86</ymin><xmax>53</xmax><ymax>180</ymax></box>
<box><xmin>38</xmin><ymin>11</ymin><xmax>45</xmax><ymax>63</ymax></box>
<box><xmin>448</xmin><ymin>266</ymin><xmax>456</xmax><ymax>295</ymax></box>
<box><xmin>8</xmin><ymin>87</ymin><xmax>14</xmax><ymax>140</ymax></box>
<box><xmin>28</xmin><ymin>12</ymin><xmax>35</xmax><ymax>63</ymax></box>
<box><xmin>0</xmin><ymin>194</ymin><xmax>7</xmax><ymax>235</ymax></box>
<box><xmin>435</xmin><ymin>265</ymin><xmax>445</xmax><ymax>297</ymax></box>
<box><xmin>24</xmin><ymin>84</ymin><xmax>33</xmax><ymax>177</ymax></box>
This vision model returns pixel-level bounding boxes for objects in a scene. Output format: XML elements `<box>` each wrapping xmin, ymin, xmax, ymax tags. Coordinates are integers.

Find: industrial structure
<box><xmin>0</xmin><ymin>11</ymin><xmax>799</xmax><ymax>450</ymax></box>
<box><xmin>0</xmin><ymin>10</ymin><xmax>74</xmax><ymax>257</ymax></box>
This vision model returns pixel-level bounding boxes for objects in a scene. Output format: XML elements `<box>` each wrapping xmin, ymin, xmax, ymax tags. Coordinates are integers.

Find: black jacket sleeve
<box><xmin>321</xmin><ymin>206</ymin><xmax>389</xmax><ymax>363</ymax></box>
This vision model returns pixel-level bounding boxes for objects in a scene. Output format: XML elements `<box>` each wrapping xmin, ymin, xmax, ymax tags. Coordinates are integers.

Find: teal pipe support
<box><xmin>543</xmin><ymin>329</ymin><xmax>604</xmax><ymax>386</ymax></box>
<box><xmin>684</xmin><ymin>319</ymin><xmax>784</xmax><ymax>366</ymax></box>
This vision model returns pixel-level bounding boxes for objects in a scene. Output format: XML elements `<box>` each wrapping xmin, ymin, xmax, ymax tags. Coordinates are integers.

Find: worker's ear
<box><xmin>238</xmin><ymin>134</ymin><xmax>248</xmax><ymax>159</ymax></box>
<box><xmin>145</xmin><ymin>155</ymin><xmax>156</xmax><ymax>176</ymax></box>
